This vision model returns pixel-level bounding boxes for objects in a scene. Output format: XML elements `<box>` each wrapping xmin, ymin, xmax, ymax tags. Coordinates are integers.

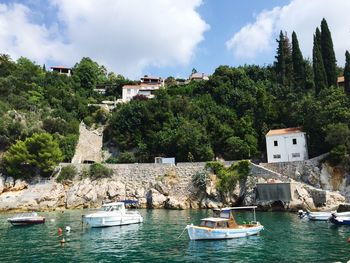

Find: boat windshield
<box><xmin>200</xmin><ymin>220</ymin><xmax>216</xmax><ymax>228</ymax></box>
<box><xmin>102</xmin><ymin>204</ymin><xmax>123</xmax><ymax>212</ymax></box>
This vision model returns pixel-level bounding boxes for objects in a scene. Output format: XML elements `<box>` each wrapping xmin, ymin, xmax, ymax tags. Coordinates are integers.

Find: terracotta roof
<box><xmin>266</xmin><ymin>127</ymin><xmax>304</xmax><ymax>136</ymax></box>
<box><xmin>338</xmin><ymin>76</ymin><xmax>345</xmax><ymax>83</ymax></box>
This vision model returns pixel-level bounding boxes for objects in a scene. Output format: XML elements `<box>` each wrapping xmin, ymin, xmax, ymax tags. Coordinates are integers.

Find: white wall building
<box><xmin>121</xmin><ymin>83</ymin><xmax>161</xmax><ymax>102</ymax></box>
<box><xmin>51</xmin><ymin>66</ymin><xmax>72</xmax><ymax>76</ymax></box>
<box><xmin>266</xmin><ymin>127</ymin><xmax>308</xmax><ymax>163</ymax></box>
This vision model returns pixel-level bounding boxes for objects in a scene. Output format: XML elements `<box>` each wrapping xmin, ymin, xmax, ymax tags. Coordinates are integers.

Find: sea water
<box><xmin>0</xmin><ymin>209</ymin><xmax>349</xmax><ymax>263</ymax></box>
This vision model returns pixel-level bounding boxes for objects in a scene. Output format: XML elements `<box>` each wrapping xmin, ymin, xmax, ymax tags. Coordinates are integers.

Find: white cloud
<box><xmin>0</xmin><ymin>1</ymin><xmax>208</xmax><ymax>78</ymax></box>
<box><xmin>0</xmin><ymin>3</ymin><xmax>71</xmax><ymax>65</ymax></box>
<box><xmin>226</xmin><ymin>0</ymin><xmax>350</xmax><ymax>65</ymax></box>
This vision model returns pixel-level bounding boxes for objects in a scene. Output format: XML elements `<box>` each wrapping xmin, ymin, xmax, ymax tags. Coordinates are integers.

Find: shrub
<box><xmin>192</xmin><ymin>171</ymin><xmax>209</xmax><ymax>191</ymax></box>
<box><xmin>89</xmin><ymin>163</ymin><xmax>113</xmax><ymax>179</ymax></box>
<box><xmin>206</xmin><ymin>160</ymin><xmax>251</xmax><ymax>197</ymax></box>
<box><xmin>116</xmin><ymin>152</ymin><xmax>136</xmax><ymax>163</ymax></box>
<box><xmin>56</xmin><ymin>165</ymin><xmax>77</xmax><ymax>183</ymax></box>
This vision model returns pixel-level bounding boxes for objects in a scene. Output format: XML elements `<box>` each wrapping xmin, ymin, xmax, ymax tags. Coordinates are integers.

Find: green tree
<box><xmin>344</xmin><ymin>50</ymin><xmax>350</xmax><ymax>94</ymax></box>
<box><xmin>275</xmin><ymin>31</ymin><xmax>293</xmax><ymax>87</ymax></box>
<box><xmin>73</xmin><ymin>57</ymin><xmax>99</xmax><ymax>90</ymax></box>
<box><xmin>3</xmin><ymin>133</ymin><xmax>63</xmax><ymax>179</ymax></box>
<box><xmin>320</xmin><ymin>18</ymin><xmax>337</xmax><ymax>87</ymax></box>
<box><xmin>291</xmin><ymin>31</ymin><xmax>306</xmax><ymax>90</ymax></box>
<box><xmin>313</xmin><ymin>28</ymin><xmax>327</xmax><ymax>94</ymax></box>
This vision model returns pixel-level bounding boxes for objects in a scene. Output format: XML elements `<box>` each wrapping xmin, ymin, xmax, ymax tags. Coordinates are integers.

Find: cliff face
<box><xmin>260</xmin><ymin>154</ymin><xmax>350</xmax><ymax>202</ymax></box>
<box><xmin>0</xmin><ymin>161</ymin><xmax>345</xmax><ymax>212</ymax></box>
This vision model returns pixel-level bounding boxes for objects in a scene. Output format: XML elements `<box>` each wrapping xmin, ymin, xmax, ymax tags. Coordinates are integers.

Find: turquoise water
<box><xmin>0</xmin><ymin>209</ymin><xmax>349</xmax><ymax>263</ymax></box>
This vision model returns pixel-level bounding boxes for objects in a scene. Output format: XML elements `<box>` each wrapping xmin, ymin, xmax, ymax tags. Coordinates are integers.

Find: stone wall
<box><xmin>0</xmin><ymin>160</ymin><xmax>346</xmax><ymax>212</ymax></box>
<box><xmin>71</xmin><ymin>122</ymin><xmax>103</xmax><ymax>164</ymax></box>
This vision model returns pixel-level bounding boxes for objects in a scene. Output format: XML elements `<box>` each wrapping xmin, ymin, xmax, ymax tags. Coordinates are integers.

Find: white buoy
<box><xmin>65</xmin><ymin>226</ymin><xmax>71</xmax><ymax>232</ymax></box>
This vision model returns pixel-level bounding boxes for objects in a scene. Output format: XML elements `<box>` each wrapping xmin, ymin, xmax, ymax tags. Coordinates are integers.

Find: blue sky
<box><xmin>1</xmin><ymin>0</ymin><xmax>349</xmax><ymax>79</ymax></box>
<box><xmin>149</xmin><ymin>0</ymin><xmax>290</xmax><ymax>79</ymax></box>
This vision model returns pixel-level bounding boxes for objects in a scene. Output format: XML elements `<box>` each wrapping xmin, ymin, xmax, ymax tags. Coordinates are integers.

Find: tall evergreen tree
<box><xmin>275</xmin><ymin>31</ymin><xmax>293</xmax><ymax>87</ymax></box>
<box><xmin>344</xmin><ymin>50</ymin><xmax>350</xmax><ymax>94</ymax></box>
<box><xmin>313</xmin><ymin>28</ymin><xmax>327</xmax><ymax>94</ymax></box>
<box><xmin>320</xmin><ymin>18</ymin><xmax>337</xmax><ymax>87</ymax></box>
<box><xmin>291</xmin><ymin>31</ymin><xmax>306</xmax><ymax>90</ymax></box>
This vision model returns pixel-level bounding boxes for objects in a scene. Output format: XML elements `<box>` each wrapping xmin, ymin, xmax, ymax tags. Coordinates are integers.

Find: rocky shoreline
<box><xmin>0</xmin><ymin>161</ymin><xmax>346</xmax><ymax>213</ymax></box>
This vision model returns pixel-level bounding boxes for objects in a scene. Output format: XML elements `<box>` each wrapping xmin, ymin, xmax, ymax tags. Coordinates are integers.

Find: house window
<box><xmin>293</xmin><ymin>138</ymin><xmax>297</xmax><ymax>145</ymax></box>
<box><xmin>292</xmin><ymin>153</ymin><xmax>300</xmax><ymax>158</ymax></box>
<box><xmin>274</xmin><ymin>141</ymin><xmax>278</xmax><ymax>146</ymax></box>
<box><xmin>273</xmin><ymin>154</ymin><xmax>281</xmax><ymax>159</ymax></box>
<box><xmin>127</xmin><ymin>89</ymin><xmax>131</xmax><ymax>94</ymax></box>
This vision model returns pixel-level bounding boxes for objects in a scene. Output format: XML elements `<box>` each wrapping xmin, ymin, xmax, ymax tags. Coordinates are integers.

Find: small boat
<box><xmin>7</xmin><ymin>212</ymin><xmax>45</xmax><ymax>226</ymax></box>
<box><xmin>82</xmin><ymin>201</ymin><xmax>143</xmax><ymax>228</ymax></box>
<box><xmin>298</xmin><ymin>210</ymin><xmax>350</xmax><ymax>221</ymax></box>
<box><xmin>329</xmin><ymin>213</ymin><xmax>350</xmax><ymax>225</ymax></box>
<box><xmin>186</xmin><ymin>206</ymin><xmax>264</xmax><ymax>241</ymax></box>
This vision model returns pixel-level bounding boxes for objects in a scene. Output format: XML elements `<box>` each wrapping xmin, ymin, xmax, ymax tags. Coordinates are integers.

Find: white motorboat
<box><xmin>7</xmin><ymin>212</ymin><xmax>45</xmax><ymax>226</ymax></box>
<box><xmin>298</xmin><ymin>210</ymin><xmax>350</xmax><ymax>221</ymax></box>
<box><xmin>186</xmin><ymin>206</ymin><xmax>264</xmax><ymax>241</ymax></box>
<box><xmin>82</xmin><ymin>202</ymin><xmax>143</xmax><ymax>227</ymax></box>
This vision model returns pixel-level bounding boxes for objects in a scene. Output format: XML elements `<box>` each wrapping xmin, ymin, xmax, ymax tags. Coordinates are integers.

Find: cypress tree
<box><xmin>313</xmin><ymin>27</ymin><xmax>327</xmax><ymax>94</ymax></box>
<box><xmin>275</xmin><ymin>31</ymin><xmax>293</xmax><ymax>87</ymax></box>
<box><xmin>344</xmin><ymin>50</ymin><xmax>350</xmax><ymax>94</ymax></box>
<box><xmin>291</xmin><ymin>31</ymin><xmax>306</xmax><ymax>90</ymax></box>
<box><xmin>320</xmin><ymin>18</ymin><xmax>337</xmax><ymax>87</ymax></box>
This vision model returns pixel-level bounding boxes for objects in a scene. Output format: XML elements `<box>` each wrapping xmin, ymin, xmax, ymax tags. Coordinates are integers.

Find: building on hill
<box><xmin>188</xmin><ymin>72</ymin><xmax>209</xmax><ymax>81</ymax></box>
<box><xmin>265</xmin><ymin>127</ymin><xmax>308</xmax><ymax>163</ymax></box>
<box><xmin>51</xmin><ymin>66</ymin><xmax>72</xmax><ymax>76</ymax></box>
<box><xmin>121</xmin><ymin>75</ymin><xmax>164</xmax><ymax>102</ymax></box>
<box><xmin>337</xmin><ymin>76</ymin><xmax>344</xmax><ymax>88</ymax></box>
<box><xmin>141</xmin><ymin>75</ymin><xmax>164</xmax><ymax>86</ymax></box>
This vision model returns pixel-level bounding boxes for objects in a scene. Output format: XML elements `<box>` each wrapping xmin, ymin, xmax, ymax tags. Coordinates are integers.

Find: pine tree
<box><xmin>291</xmin><ymin>31</ymin><xmax>306</xmax><ymax>90</ymax></box>
<box><xmin>320</xmin><ymin>18</ymin><xmax>337</xmax><ymax>87</ymax></box>
<box><xmin>313</xmin><ymin>27</ymin><xmax>327</xmax><ymax>94</ymax></box>
<box><xmin>275</xmin><ymin>31</ymin><xmax>293</xmax><ymax>87</ymax></box>
<box><xmin>344</xmin><ymin>50</ymin><xmax>350</xmax><ymax>94</ymax></box>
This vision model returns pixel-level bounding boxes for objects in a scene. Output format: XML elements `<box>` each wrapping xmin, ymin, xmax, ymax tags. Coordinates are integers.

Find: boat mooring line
<box><xmin>177</xmin><ymin>226</ymin><xmax>187</xmax><ymax>239</ymax></box>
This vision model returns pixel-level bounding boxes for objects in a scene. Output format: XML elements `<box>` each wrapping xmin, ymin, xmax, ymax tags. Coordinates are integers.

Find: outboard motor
<box><xmin>298</xmin><ymin>210</ymin><xmax>306</xmax><ymax>218</ymax></box>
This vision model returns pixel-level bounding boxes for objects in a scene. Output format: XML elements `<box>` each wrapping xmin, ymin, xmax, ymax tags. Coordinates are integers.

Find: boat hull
<box><xmin>329</xmin><ymin>216</ymin><xmax>350</xmax><ymax>226</ymax></box>
<box><xmin>186</xmin><ymin>224</ymin><xmax>264</xmax><ymax>240</ymax></box>
<box><xmin>8</xmin><ymin>218</ymin><xmax>45</xmax><ymax>226</ymax></box>
<box><xmin>307</xmin><ymin>213</ymin><xmax>332</xmax><ymax>221</ymax></box>
<box><xmin>83</xmin><ymin>213</ymin><xmax>143</xmax><ymax>227</ymax></box>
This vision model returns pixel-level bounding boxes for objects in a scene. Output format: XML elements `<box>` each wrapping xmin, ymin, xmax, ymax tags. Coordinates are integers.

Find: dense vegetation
<box><xmin>1</xmin><ymin>18</ymin><xmax>350</xmax><ymax>180</ymax></box>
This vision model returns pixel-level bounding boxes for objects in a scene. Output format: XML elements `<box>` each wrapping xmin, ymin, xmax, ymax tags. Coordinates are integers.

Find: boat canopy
<box><xmin>121</xmin><ymin>200</ymin><xmax>139</xmax><ymax>204</ymax></box>
<box><xmin>201</xmin><ymin>217</ymin><xmax>230</xmax><ymax>222</ymax></box>
<box><xmin>213</xmin><ymin>206</ymin><xmax>258</xmax><ymax>211</ymax></box>
<box><xmin>102</xmin><ymin>202</ymin><xmax>125</xmax><ymax>207</ymax></box>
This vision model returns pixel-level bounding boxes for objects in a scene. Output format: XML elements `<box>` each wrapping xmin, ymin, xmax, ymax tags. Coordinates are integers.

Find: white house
<box><xmin>121</xmin><ymin>75</ymin><xmax>164</xmax><ymax>103</ymax></box>
<box><xmin>266</xmin><ymin>127</ymin><xmax>308</xmax><ymax>163</ymax></box>
<box><xmin>51</xmin><ymin>66</ymin><xmax>72</xmax><ymax>76</ymax></box>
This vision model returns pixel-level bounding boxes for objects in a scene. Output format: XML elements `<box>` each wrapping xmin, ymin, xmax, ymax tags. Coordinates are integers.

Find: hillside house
<box><xmin>338</xmin><ymin>76</ymin><xmax>345</xmax><ymax>88</ymax></box>
<box><xmin>121</xmin><ymin>75</ymin><xmax>164</xmax><ymax>102</ymax></box>
<box><xmin>266</xmin><ymin>127</ymin><xmax>308</xmax><ymax>163</ymax></box>
<box><xmin>189</xmin><ymin>72</ymin><xmax>209</xmax><ymax>81</ymax></box>
<box><xmin>51</xmin><ymin>66</ymin><xmax>72</xmax><ymax>76</ymax></box>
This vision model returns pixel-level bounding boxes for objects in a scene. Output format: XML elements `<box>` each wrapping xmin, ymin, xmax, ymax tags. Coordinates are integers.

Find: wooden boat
<box><xmin>82</xmin><ymin>202</ymin><xmax>143</xmax><ymax>228</ymax></box>
<box><xmin>7</xmin><ymin>212</ymin><xmax>45</xmax><ymax>226</ymax></box>
<box><xmin>186</xmin><ymin>206</ymin><xmax>264</xmax><ymax>240</ymax></box>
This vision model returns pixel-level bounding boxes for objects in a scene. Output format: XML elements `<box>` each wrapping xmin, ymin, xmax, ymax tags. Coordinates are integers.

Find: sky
<box><xmin>1</xmin><ymin>0</ymin><xmax>350</xmax><ymax>79</ymax></box>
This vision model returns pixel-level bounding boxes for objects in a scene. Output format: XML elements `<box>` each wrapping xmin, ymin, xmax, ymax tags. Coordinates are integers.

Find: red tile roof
<box><xmin>338</xmin><ymin>76</ymin><xmax>345</xmax><ymax>83</ymax></box>
<box><xmin>266</xmin><ymin>127</ymin><xmax>304</xmax><ymax>136</ymax></box>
